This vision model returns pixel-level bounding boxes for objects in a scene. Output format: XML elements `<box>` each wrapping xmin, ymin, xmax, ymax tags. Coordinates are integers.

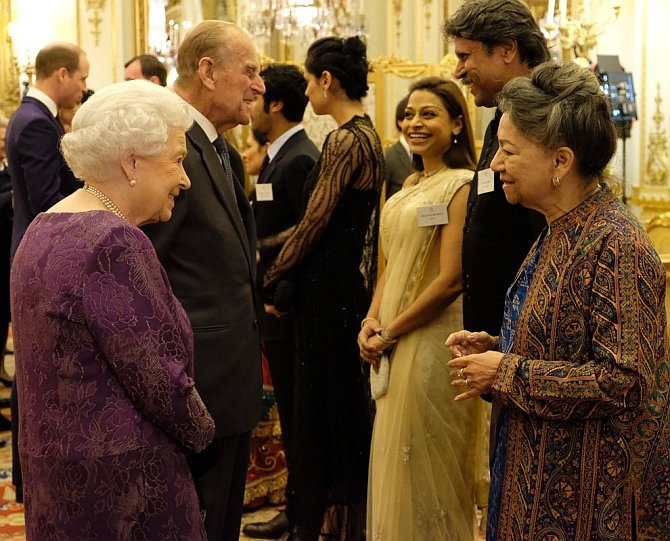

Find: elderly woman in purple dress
<box><xmin>10</xmin><ymin>80</ymin><xmax>215</xmax><ymax>541</ymax></box>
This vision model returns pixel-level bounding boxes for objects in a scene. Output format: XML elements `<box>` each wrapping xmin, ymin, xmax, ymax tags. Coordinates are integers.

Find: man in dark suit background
<box><xmin>6</xmin><ymin>42</ymin><xmax>88</xmax><ymax>260</ymax></box>
<box><xmin>443</xmin><ymin>0</ymin><xmax>548</xmax><ymax>337</ymax></box>
<box><xmin>124</xmin><ymin>53</ymin><xmax>168</xmax><ymax>86</ymax></box>
<box><xmin>142</xmin><ymin>20</ymin><xmax>265</xmax><ymax>541</ymax></box>
<box><xmin>0</xmin><ymin>116</ymin><xmax>13</xmax><ymax>399</ymax></box>
<box><xmin>5</xmin><ymin>42</ymin><xmax>89</xmax><ymax>504</ymax></box>
<box><xmin>242</xmin><ymin>63</ymin><xmax>319</xmax><ymax>541</ymax></box>
<box><xmin>442</xmin><ymin>0</ymin><xmax>549</xmax><ymax>497</ymax></box>
<box><xmin>384</xmin><ymin>95</ymin><xmax>414</xmax><ymax>200</ymax></box>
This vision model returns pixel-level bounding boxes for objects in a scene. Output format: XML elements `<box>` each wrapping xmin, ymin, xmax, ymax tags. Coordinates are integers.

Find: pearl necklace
<box><xmin>83</xmin><ymin>184</ymin><xmax>127</xmax><ymax>220</ymax></box>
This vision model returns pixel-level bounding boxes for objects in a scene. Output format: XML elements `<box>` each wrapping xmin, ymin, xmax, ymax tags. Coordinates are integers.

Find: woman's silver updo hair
<box><xmin>60</xmin><ymin>79</ymin><xmax>193</xmax><ymax>181</ymax></box>
<box><xmin>497</xmin><ymin>61</ymin><xmax>617</xmax><ymax>181</ymax></box>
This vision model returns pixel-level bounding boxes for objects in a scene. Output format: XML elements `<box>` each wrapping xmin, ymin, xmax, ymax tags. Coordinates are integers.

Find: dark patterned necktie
<box><xmin>260</xmin><ymin>155</ymin><xmax>270</xmax><ymax>176</ymax></box>
<box><xmin>213</xmin><ymin>135</ymin><xmax>235</xmax><ymax>192</ymax></box>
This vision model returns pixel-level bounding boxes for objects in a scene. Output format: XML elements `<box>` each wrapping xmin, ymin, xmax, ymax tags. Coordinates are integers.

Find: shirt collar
<box><xmin>398</xmin><ymin>134</ymin><xmax>411</xmax><ymax>157</ymax></box>
<box><xmin>182</xmin><ymin>101</ymin><xmax>219</xmax><ymax>144</ymax></box>
<box><xmin>267</xmin><ymin>124</ymin><xmax>305</xmax><ymax>162</ymax></box>
<box><xmin>26</xmin><ymin>87</ymin><xmax>58</xmax><ymax>118</ymax></box>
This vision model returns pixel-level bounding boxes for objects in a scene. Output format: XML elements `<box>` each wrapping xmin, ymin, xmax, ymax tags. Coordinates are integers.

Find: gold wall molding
<box><xmin>84</xmin><ymin>0</ymin><xmax>107</xmax><ymax>46</ymax></box>
<box><xmin>0</xmin><ymin>1</ymin><xmax>18</xmax><ymax>118</ymax></box>
<box><xmin>644</xmin><ymin>84</ymin><xmax>669</xmax><ymax>187</ymax></box>
<box><xmin>134</xmin><ymin>0</ymin><xmax>149</xmax><ymax>54</ymax></box>
<box><xmin>392</xmin><ymin>0</ymin><xmax>402</xmax><ymax>43</ymax></box>
<box><xmin>633</xmin><ymin>82</ymin><xmax>670</xmax><ymax>219</ymax></box>
<box><xmin>423</xmin><ymin>0</ymin><xmax>434</xmax><ymax>36</ymax></box>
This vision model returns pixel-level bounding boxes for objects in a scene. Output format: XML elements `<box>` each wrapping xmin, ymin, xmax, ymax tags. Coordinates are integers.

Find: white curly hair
<box><xmin>60</xmin><ymin>79</ymin><xmax>193</xmax><ymax>180</ymax></box>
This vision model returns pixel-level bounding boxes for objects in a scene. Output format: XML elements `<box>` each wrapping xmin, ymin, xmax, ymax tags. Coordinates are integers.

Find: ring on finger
<box><xmin>464</xmin><ymin>377</ymin><xmax>470</xmax><ymax>388</ymax></box>
<box><xmin>458</xmin><ymin>368</ymin><xmax>465</xmax><ymax>379</ymax></box>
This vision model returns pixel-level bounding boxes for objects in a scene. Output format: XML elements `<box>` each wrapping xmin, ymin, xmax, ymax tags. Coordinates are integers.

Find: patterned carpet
<box><xmin>0</xmin><ymin>330</ymin><xmax>280</xmax><ymax>541</ymax></box>
<box><xmin>0</xmin><ymin>383</ymin><xmax>24</xmax><ymax>541</ymax></box>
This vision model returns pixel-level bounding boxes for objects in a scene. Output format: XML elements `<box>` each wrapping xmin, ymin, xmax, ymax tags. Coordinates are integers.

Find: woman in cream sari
<box><xmin>359</xmin><ymin>76</ymin><xmax>486</xmax><ymax>540</ymax></box>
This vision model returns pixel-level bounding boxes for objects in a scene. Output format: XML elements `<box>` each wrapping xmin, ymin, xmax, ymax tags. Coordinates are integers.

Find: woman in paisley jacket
<box><xmin>10</xmin><ymin>80</ymin><xmax>215</xmax><ymax>541</ymax></box>
<box><xmin>446</xmin><ymin>61</ymin><xmax>670</xmax><ymax>541</ymax></box>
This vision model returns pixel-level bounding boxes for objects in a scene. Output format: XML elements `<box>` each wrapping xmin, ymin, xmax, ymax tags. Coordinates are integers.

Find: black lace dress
<box><xmin>263</xmin><ymin>115</ymin><xmax>385</xmax><ymax>540</ymax></box>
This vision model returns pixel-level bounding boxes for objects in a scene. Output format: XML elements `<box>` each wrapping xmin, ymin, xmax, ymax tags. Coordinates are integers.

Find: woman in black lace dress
<box><xmin>262</xmin><ymin>36</ymin><xmax>385</xmax><ymax>540</ymax></box>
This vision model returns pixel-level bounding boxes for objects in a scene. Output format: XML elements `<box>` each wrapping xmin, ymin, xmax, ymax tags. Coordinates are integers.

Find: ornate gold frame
<box><xmin>0</xmin><ymin>2</ymin><xmax>19</xmax><ymax>119</ymax></box>
<box><xmin>133</xmin><ymin>0</ymin><xmax>149</xmax><ymax>55</ymax></box>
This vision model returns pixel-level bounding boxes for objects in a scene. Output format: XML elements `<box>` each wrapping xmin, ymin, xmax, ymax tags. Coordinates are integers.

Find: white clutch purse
<box><xmin>370</xmin><ymin>353</ymin><xmax>390</xmax><ymax>400</ymax></box>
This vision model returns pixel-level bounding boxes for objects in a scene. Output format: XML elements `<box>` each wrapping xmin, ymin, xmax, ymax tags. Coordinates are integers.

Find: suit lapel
<box><xmin>257</xmin><ymin>130</ymin><xmax>305</xmax><ymax>185</ymax></box>
<box><xmin>187</xmin><ymin>124</ymin><xmax>253</xmax><ymax>268</ymax></box>
<box><xmin>24</xmin><ymin>97</ymin><xmax>64</xmax><ymax>135</ymax></box>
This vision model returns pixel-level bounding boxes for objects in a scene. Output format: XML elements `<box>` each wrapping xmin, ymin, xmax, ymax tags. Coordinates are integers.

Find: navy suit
<box><xmin>6</xmin><ymin>96</ymin><xmax>79</xmax><ymax>260</ymax></box>
<box><xmin>0</xmin><ymin>167</ymin><xmax>11</xmax><ymax>364</ymax></box>
<box><xmin>5</xmin><ymin>94</ymin><xmax>79</xmax><ymax>503</ymax></box>
<box><xmin>251</xmin><ymin>129</ymin><xmax>319</xmax><ymax>515</ymax></box>
<box><xmin>143</xmin><ymin>121</ymin><xmax>262</xmax><ymax>541</ymax></box>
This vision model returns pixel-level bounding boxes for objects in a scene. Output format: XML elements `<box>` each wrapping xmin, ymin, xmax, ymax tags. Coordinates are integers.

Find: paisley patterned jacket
<box><xmin>491</xmin><ymin>185</ymin><xmax>670</xmax><ymax>541</ymax></box>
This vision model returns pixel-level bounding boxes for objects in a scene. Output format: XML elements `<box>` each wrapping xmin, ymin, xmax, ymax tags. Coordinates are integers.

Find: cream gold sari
<box><xmin>367</xmin><ymin>167</ymin><xmax>489</xmax><ymax>541</ymax></box>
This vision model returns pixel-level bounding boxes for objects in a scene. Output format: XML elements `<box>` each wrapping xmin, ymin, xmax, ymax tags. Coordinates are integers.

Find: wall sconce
<box><xmin>7</xmin><ymin>5</ymin><xmax>54</xmax><ymax>96</ymax></box>
<box><xmin>542</xmin><ymin>0</ymin><xmax>620</xmax><ymax>65</ymax></box>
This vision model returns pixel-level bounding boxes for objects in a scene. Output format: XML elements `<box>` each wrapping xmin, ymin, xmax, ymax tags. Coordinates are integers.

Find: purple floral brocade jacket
<box><xmin>10</xmin><ymin>211</ymin><xmax>215</xmax><ymax>541</ymax></box>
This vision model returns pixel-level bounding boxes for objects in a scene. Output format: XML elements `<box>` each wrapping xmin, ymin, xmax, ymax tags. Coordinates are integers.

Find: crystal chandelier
<box><xmin>240</xmin><ymin>0</ymin><xmax>366</xmax><ymax>58</ymax></box>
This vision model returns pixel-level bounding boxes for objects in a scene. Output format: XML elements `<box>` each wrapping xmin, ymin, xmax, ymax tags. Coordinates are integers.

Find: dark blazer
<box><xmin>462</xmin><ymin>110</ymin><xmax>545</xmax><ymax>335</ymax></box>
<box><xmin>0</xmin><ymin>167</ymin><xmax>11</xmax><ymax>328</ymax></box>
<box><xmin>384</xmin><ymin>139</ymin><xmax>414</xmax><ymax>199</ymax></box>
<box><xmin>143</xmin><ymin>122</ymin><xmax>262</xmax><ymax>437</ymax></box>
<box><xmin>252</xmin><ymin>129</ymin><xmax>320</xmax><ymax>341</ymax></box>
<box><xmin>6</xmin><ymin>96</ymin><xmax>79</xmax><ymax>259</ymax></box>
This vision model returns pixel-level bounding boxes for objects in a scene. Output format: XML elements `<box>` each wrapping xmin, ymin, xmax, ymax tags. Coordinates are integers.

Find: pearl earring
<box><xmin>323</xmin><ymin>90</ymin><xmax>328</xmax><ymax>99</ymax></box>
<box><xmin>552</xmin><ymin>176</ymin><xmax>561</xmax><ymax>188</ymax></box>
<box><xmin>130</xmin><ymin>179</ymin><xmax>137</xmax><ymax>187</ymax></box>
<box><xmin>454</xmin><ymin>137</ymin><xmax>458</xmax><ymax>145</ymax></box>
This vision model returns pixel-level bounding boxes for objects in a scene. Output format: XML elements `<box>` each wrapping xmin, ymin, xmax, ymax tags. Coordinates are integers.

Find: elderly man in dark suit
<box><xmin>142</xmin><ymin>20</ymin><xmax>265</xmax><ymax>541</ymax></box>
<box><xmin>5</xmin><ymin>41</ymin><xmax>88</xmax><ymax>504</ymax></box>
<box><xmin>384</xmin><ymin>95</ymin><xmax>414</xmax><ymax>200</ymax></box>
<box><xmin>243</xmin><ymin>63</ymin><xmax>319</xmax><ymax>541</ymax></box>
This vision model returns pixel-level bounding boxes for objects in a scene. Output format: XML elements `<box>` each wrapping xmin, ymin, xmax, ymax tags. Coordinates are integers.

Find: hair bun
<box><xmin>343</xmin><ymin>36</ymin><xmax>366</xmax><ymax>59</ymax></box>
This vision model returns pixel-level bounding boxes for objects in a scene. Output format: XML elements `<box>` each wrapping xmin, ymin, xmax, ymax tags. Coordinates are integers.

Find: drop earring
<box><xmin>323</xmin><ymin>90</ymin><xmax>328</xmax><ymax>99</ymax></box>
<box><xmin>552</xmin><ymin>176</ymin><xmax>561</xmax><ymax>188</ymax></box>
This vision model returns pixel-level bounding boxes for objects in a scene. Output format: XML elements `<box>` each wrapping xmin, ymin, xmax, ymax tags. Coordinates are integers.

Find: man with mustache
<box><xmin>441</xmin><ymin>0</ymin><xmax>549</xmax><ymax>478</ymax></box>
<box><xmin>443</xmin><ymin>0</ymin><xmax>549</xmax><ymax>344</ymax></box>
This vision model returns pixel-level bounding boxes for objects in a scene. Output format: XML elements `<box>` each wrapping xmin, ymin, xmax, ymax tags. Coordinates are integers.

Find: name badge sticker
<box><xmin>416</xmin><ymin>203</ymin><xmax>449</xmax><ymax>227</ymax></box>
<box><xmin>477</xmin><ymin>168</ymin><xmax>495</xmax><ymax>195</ymax></box>
<box><xmin>256</xmin><ymin>183</ymin><xmax>274</xmax><ymax>201</ymax></box>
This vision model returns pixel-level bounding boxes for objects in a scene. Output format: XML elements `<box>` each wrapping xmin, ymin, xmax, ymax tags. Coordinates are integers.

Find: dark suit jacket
<box><xmin>6</xmin><ymin>96</ymin><xmax>79</xmax><ymax>259</ymax></box>
<box><xmin>462</xmin><ymin>110</ymin><xmax>545</xmax><ymax>335</ymax></box>
<box><xmin>143</xmin><ymin>122</ymin><xmax>262</xmax><ymax>437</ymax></box>
<box><xmin>384</xmin><ymin>139</ymin><xmax>414</xmax><ymax>199</ymax></box>
<box><xmin>0</xmin><ymin>167</ymin><xmax>11</xmax><ymax>323</ymax></box>
<box><xmin>251</xmin><ymin>129</ymin><xmax>320</xmax><ymax>341</ymax></box>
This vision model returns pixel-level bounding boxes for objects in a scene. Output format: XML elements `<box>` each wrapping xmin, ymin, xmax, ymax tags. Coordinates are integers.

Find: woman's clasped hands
<box><xmin>445</xmin><ymin>330</ymin><xmax>504</xmax><ymax>401</ymax></box>
<box><xmin>358</xmin><ymin>318</ymin><xmax>394</xmax><ymax>373</ymax></box>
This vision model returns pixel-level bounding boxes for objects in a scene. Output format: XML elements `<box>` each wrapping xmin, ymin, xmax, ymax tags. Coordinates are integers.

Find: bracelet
<box><xmin>361</xmin><ymin>317</ymin><xmax>379</xmax><ymax>329</ymax></box>
<box><xmin>376</xmin><ymin>330</ymin><xmax>398</xmax><ymax>344</ymax></box>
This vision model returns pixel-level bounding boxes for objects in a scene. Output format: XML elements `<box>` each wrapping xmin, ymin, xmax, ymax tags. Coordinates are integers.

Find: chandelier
<box><xmin>240</xmin><ymin>0</ymin><xmax>366</xmax><ymax>58</ymax></box>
